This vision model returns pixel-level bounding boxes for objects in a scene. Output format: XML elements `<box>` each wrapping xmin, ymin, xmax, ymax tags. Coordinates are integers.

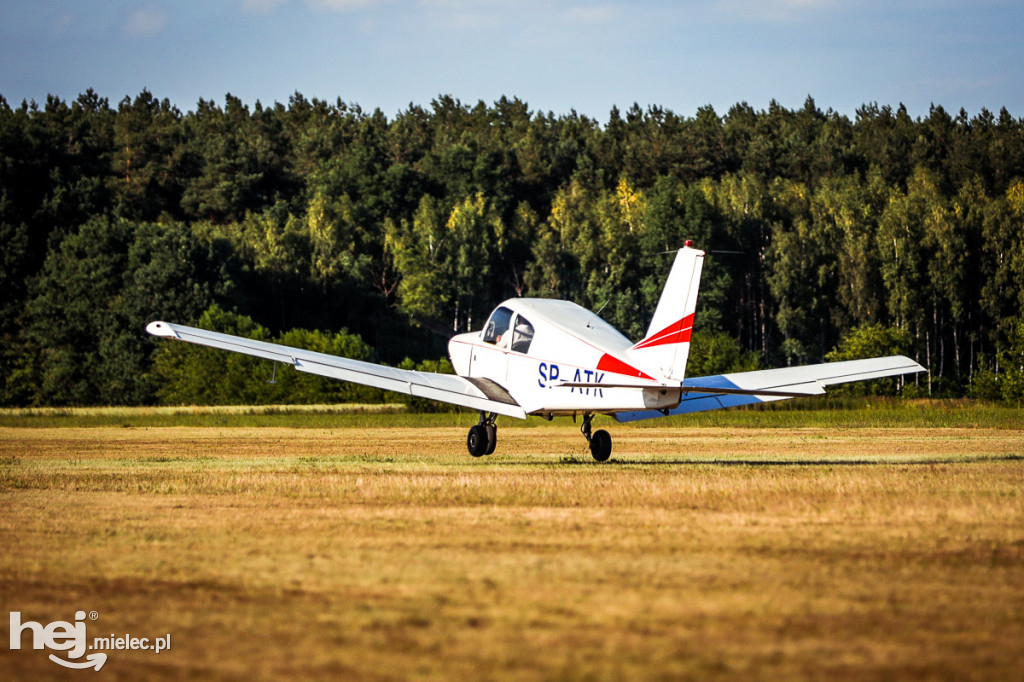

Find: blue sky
<box><xmin>2</xmin><ymin>0</ymin><xmax>1022</xmax><ymax>120</ymax></box>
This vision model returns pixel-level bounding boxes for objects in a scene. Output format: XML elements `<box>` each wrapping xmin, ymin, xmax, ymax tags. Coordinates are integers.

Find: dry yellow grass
<box><xmin>1</xmin><ymin>425</ymin><xmax>1023</xmax><ymax>681</ymax></box>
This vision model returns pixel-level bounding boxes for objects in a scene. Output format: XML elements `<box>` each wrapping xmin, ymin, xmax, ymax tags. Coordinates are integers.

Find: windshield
<box><xmin>482</xmin><ymin>306</ymin><xmax>513</xmax><ymax>345</ymax></box>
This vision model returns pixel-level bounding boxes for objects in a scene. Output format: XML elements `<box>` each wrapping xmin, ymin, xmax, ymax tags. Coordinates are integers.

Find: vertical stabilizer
<box><xmin>626</xmin><ymin>245</ymin><xmax>704</xmax><ymax>380</ymax></box>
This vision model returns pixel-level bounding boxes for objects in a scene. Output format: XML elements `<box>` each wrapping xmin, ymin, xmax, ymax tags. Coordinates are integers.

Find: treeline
<box><xmin>1</xmin><ymin>90</ymin><xmax>1023</xmax><ymax>406</ymax></box>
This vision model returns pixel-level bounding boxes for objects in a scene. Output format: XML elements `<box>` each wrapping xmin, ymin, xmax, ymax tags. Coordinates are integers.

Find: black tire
<box><xmin>467</xmin><ymin>425</ymin><xmax>488</xmax><ymax>457</ymax></box>
<box><xmin>484</xmin><ymin>424</ymin><xmax>497</xmax><ymax>455</ymax></box>
<box><xmin>589</xmin><ymin>429</ymin><xmax>612</xmax><ymax>462</ymax></box>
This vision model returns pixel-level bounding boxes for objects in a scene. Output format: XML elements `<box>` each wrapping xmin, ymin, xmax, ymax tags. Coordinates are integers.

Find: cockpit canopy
<box><xmin>483</xmin><ymin>306</ymin><xmax>535</xmax><ymax>354</ymax></box>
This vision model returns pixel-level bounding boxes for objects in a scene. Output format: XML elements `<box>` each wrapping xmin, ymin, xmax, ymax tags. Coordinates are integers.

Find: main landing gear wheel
<box><xmin>467</xmin><ymin>412</ymin><xmax>498</xmax><ymax>457</ymax></box>
<box><xmin>589</xmin><ymin>429</ymin><xmax>612</xmax><ymax>462</ymax></box>
<box><xmin>580</xmin><ymin>413</ymin><xmax>612</xmax><ymax>462</ymax></box>
<box><xmin>467</xmin><ymin>425</ymin><xmax>488</xmax><ymax>457</ymax></box>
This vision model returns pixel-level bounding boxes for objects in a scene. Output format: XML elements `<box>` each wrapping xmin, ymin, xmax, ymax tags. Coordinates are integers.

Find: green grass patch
<box><xmin>0</xmin><ymin>397</ymin><xmax>1019</xmax><ymax>429</ymax></box>
<box><xmin>641</xmin><ymin>397</ymin><xmax>1024</xmax><ymax>429</ymax></box>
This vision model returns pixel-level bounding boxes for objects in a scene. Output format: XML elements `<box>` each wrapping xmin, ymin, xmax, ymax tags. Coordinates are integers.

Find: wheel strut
<box><xmin>580</xmin><ymin>412</ymin><xmax>612</xmax><ymax>462</ymax></box>
<box><xmin>580</xmin><ymin>413</ymin><xmax>594</xmax><ymax>442</ymax></box>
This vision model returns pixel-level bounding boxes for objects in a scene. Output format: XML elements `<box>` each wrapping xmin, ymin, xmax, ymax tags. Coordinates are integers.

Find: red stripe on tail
<box><xmin>630</xmin><ymin>313</ymin><xmax>695</xmax><ymax>350</ymax></box>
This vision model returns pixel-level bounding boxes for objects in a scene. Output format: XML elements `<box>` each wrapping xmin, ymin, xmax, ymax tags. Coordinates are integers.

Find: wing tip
<box><xmin>146</xmin><ymin>321</ymin><xmax>178</xmax><ymax>338</ymax></box>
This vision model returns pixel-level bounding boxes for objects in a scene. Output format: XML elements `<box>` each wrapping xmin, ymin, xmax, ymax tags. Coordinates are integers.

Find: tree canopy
<box><xmin>2</xmin><ymin>91</ymin><xmax>1022</xmax><ymax>406</ymax></box>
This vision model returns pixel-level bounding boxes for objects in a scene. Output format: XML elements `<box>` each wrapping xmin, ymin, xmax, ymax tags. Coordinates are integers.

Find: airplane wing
<box><xmin>146</xmin><ymin>321</ymin><xmax>527</xmax><ymax>419</ymax></box>
<box><xmin>613</xmin><ymin>355</ymin><xmax>925</xmax><ymax>422</ymax></box>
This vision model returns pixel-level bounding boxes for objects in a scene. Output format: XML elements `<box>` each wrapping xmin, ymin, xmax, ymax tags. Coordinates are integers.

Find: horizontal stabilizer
<box><xmin>681</xmin><ymin>384</ymin><xmax>824</xmax><ymax>398</ymax></box>
<box><xmin>614</xmin><ymin>355</ymin><xmax>925</xmax><ymax>422</ymax></box>
<box><xmin>557</xmin><ymin>381</ymin><xmax>820</xmax><ymax>398</ymax></box>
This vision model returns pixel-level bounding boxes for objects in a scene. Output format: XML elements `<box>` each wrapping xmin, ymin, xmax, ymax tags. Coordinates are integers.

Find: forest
<box><xmin>1</xmin><ymin>90</ymin><xmax>1023</xmax><ymax>407</ymax></box>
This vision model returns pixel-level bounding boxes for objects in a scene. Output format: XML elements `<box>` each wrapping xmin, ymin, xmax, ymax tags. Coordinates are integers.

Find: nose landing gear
<box><xmin>581</xmin><ymin>413</ymin><xmax>612</xmax><ymax>462</ymax></box>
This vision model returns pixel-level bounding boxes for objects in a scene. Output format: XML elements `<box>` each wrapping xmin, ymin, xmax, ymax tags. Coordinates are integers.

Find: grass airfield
<box><xmin>1</xmin><ymin>407</ymin><xmax>1023</xmax><ymax>680</ymax></box>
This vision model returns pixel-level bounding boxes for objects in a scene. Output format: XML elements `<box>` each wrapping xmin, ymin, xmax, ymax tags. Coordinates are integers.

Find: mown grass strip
<box><xmin>0</xmin><ymin>398</ymin><xmax>1020</xmax><ymax>428</ymax></box>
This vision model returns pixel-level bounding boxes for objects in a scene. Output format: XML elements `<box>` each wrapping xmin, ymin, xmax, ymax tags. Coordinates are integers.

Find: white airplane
<box><xmin>147</xmin><ymin>243</ymin><xmax>925</xmax><ymax>461</ymax></box>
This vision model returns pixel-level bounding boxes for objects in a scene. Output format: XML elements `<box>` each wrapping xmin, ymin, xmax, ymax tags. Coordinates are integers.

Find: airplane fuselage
<box><xmin>448</xmin><ymin>298</ymin><xmax>680</xmax><ymax>417</ymax></box>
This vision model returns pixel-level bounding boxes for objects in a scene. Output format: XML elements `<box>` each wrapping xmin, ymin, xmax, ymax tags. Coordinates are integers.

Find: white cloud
<box><xmin>123</xmin><ymin>7</ymin><xmax>170</xmax><ymax>37</ymax></box>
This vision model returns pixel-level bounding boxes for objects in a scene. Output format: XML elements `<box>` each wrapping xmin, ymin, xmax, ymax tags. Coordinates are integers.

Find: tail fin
<box><xmin>626</xmin><ymin>244</ymin><xmax>704</xmax><ymax>380</ymax></box>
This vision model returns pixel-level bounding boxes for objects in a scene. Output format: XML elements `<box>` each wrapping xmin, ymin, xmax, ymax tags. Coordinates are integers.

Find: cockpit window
<box><xmin>510</xmin><ymin>315</ymin><xmax>535</xmax><ymax>354</ymax></box>
<box><xmin>483</xmin><ymin>306</ymin><xmax>513</xmax><ymax>345</ymax></box>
